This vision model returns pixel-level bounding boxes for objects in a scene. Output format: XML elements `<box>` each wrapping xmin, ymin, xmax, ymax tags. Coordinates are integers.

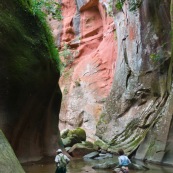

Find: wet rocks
<box><xmin>92</xmin><ymin>162</ymin><xmax>117</xmax><ymax>169</ymax></box>
<box><xmin>94</xmin><ymin>153</ymin><xmax>113</xmax><ymax>160</ymax></box>
<box><xmin>61</xmin><ymin>127</ymin><xmax>86</xmax><ymax>147</ymax></box>
<box><xmin>83</xmin><ymin>151</ymin><xmax>99</xmax><ymax>159</ymax></box>
<box><xmin>68</xmin><ymin>143</ymin><xmax>95</xmax><ymax>157</ymax></box>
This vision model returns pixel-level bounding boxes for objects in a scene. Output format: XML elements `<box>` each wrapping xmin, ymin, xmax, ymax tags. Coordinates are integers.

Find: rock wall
<box><xmin>0</xmin><ymin>0</ymin><xmax>62</xmax><ymax>162</ymax></box>
<box><xmin>50</xmin><ymin>0</ymin><xmax>173</xmax><ymax>165</ymax></box>
<box><xmin>96</xmin><ymin>0</ymin><xmax>173</xmax><ymax>165</ymax></box>
<box><xmin>0</xmin><ymin>130</ymin><xmax>25</xmax><ymax>173</ymax></box>
<box><xmin>50</xmin><ymin>0</ymin><xmax>117</xmax><ymax>141</ymax></box>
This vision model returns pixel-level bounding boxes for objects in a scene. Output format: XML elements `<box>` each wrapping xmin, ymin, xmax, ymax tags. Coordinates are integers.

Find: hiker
<box><xmin>117</xmin><ymin>149</ymin><xmax>131</xmax><ymax>173</ymax></box>
<box><xmin>55</xmin><ymin>149</ymin><xmax>70</xmax><ymax>173</ymax></box>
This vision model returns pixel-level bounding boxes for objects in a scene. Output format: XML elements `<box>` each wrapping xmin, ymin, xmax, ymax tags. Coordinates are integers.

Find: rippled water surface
<box><xmin>23</xmin><ymin>157</ymin><xmax>173</xmax><ymax>173</ymax></box>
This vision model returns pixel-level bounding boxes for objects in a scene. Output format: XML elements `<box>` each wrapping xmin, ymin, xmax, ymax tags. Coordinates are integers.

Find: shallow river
<box><xmin>23</xmin><ymin>157</ymin><xmax>173</xmax><ymax>173</ymax></box>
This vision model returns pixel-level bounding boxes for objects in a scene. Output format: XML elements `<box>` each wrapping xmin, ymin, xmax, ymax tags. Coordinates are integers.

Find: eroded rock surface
<box><xmin>50</xmin><ymin>0</ymin><xmax>173</xmax><ymax>165</ymax></box>
<box><xmin>49</xmin><ymin>0</ymin><xmax>117</xmax><ymax>141</ymax></box>
<box><xmin>0</xmin><ymin>130</ymin><xmax>25</xmax><ymax>173</ymax></box>
<box><xmin>96</xmin><ymin>0</ymin><xmax>173</xmax><ymax>165</ymax></box>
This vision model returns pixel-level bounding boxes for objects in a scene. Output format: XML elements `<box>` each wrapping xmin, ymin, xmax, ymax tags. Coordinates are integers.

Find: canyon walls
<box><xmin>0</xmin><ymin>0</ymin><xmax>62</xmax><ymax>162</ymax></box>
<box><xmin>96</xmin><ymin>0</ymin><xmax>173</xmax><ymax>165</ymax></box>
<box><xmin>50</xmin><ymin>0</ymin><xmax>117</xmax><ymax>141</ymax></box>
<box><xmin>54</xmin><ymin>0</ymin><xmax>173</xmax><ymax>165</ymax></box>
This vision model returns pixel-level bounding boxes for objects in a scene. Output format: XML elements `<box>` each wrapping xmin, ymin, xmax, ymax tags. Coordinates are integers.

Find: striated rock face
<box><xmin>50</xmin><ymin>0</ymin><xmax>173</xmax><ymax>165</ymax></box>
<box><xmin>0</xmin><ymin>0</ymin><xmax>62</xmax><ymax>162</ymax></box>
<box><xmin>49</xmin><ymin>0</ymin><xmax>117</xmax><ymax>141</ymax></box>
<box><xmin>96</xmin><ymin>0</ymin><xmax>173</xmax><ymax>165</ymax></box>
<box><xmin>0</xmin><ymin>130</ymin><xmax>25</xmax><ymax>173</ymax></box>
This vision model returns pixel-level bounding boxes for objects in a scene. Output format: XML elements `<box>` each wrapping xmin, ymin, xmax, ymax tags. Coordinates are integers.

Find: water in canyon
<box><xmin>23</xmin><ymin>157</ymin><xmax>173</xmax><ymax>173</ymax></box>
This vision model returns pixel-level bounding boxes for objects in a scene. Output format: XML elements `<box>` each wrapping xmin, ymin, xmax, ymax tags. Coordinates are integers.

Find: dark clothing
<box><xmin>55</xmin><ymin>166</ymin><xmax>66</xmax><ymax>173</ymax></box>
<box><xmin>120</xmin><ymin>167</ymin><xmax>129</xmax><ymax>173</ymax></box>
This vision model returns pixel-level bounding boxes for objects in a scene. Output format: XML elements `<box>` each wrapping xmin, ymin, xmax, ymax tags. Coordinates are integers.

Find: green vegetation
<box><xmin>115</xmin><ymin>0</ymin><xmax>142</xmax><ymax>11</ymax></box>
<box><xmin>128</xmin><ymin>0</ymin><xmax>142</xmax><ymax>11</ymax></box>
<box><xmin>94</xmin><ymin>139</ymin><xmax>109</xmax><ymax>150</ymax></box>
<box><xmin>29</xmin><ymin>0</ymin><xmax>62</xmax><ymax>71</ymax></box>
<box><xmin>31</xmin><ymin>0</ymin><xmax>62</xmax><ymax>20</ymax></box>
<box><xmin>75</xmin><ymin>79</ymin><xmax>81</xmax><ymax>87</ymax></box>
<box><xmin>0</xmin><ymin>0</ymin><xmax>62</xmax><ymax>73</ymax></box>
<box><xmin>0</xmin><ymin>0</ymin><xmax>62</xmax><ymax>159</ymax></box>
<box><xmin>67</xmin><ymin>127</ymin><xmax>86</xmax><ymax>141</ymax></box>
<box><xmin>63</xmin><ymin>87</ymin><xmax>69</xmax><ymax>95</ymax></box>
<box><xmin>61</xmin><ymin>128</ymin><xmax>87</xmax><ymax>147</ymax></box>
<box><xmin>60</xmin><ymin>44</ymin><xmax>79</xmax><ymax>67</ymax></box>
<box><xmin>115</xmin><ymin>0</ymin><xmax>125</xmax><ymax>10</ymax></box>
<box><xmin>150</xmin><ymin>53</ymin><xmax>161</xmax><ymax>62</ymax></box>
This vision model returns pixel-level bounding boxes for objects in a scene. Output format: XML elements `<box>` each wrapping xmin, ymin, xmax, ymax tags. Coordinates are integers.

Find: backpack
<box><xmin>58</xmin><ymin>154</ymin><xmax>67</xmax><ymax>168</ymax></box>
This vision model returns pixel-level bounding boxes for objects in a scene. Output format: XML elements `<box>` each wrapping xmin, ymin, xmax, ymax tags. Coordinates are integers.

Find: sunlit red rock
<box><xmin>49</xmin><ymin>0</ymin><xmax>117</xmax><ymax>141</ymax></box>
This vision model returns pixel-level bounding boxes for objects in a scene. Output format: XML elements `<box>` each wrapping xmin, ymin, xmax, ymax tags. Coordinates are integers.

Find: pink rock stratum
<box><xmin>49</xmin><ymin>0</ymin><xmax>117</xmax><ymax>141</ymax></box>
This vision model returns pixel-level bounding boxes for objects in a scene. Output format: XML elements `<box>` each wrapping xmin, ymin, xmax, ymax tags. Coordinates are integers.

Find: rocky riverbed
<box><xmin>23</xmin><ymin>157</ymin><xmax>173</xmax><ymax>173</ymax></box>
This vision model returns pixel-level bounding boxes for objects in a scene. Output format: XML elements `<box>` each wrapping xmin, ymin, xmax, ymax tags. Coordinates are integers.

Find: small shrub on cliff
<box><xmin>115</xmin><ymin>0</ymin><xmax>125</xmax><ymax>10</ymax></box>
<box><xmin>150</xmin><ymin>53</ymin><xmax>161</xmax><ymax>62</ymax></box>
<box><xmin>60</xmin><ymin>44</ymin><xmax>79</xmax><ymax>66</ymax></box>
<box><xmin>31</xmin><ymin>0</ymin><xmax>62</xmax><ymax>20</ymax></box>
<box><xmin>114</xmin><ymin>0</ymin><xmax>142</xmax><ymax>11</ymax></box>
<box><xmin>75</xmin><ymin>79</ymin><xmax>81</xmax><ymax>87</ymax></box>
<box><xmin>63</xmin><ymin>87</ymin><xmax>68</xmax><ymax>95</ymax></box>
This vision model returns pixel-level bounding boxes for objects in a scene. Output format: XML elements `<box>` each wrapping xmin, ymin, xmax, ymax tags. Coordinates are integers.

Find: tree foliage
<box><xmin>31</xmin><ymin>0</ymin><xmax>62</xmax><ymax>20</ymax></box>
<box><xmin>115</xmin><ymin>0</ymin><xmax>142</xmax><ymax>11</ymax></box>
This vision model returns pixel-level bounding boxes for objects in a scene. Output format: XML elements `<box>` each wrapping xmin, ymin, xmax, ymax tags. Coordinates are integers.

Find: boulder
<box><xmin>92</xmin><ymin>162</ymin><xmax>117</xmax><ymax>169</ymax></box>
<box><xmin>61</xmin><ymin>129</ymin><xmax>70</xmax><ymax>139</ymax></box>
<box><xmin>94</xmin><ymin>139</ymin><xmax>109</xmax><ymax>151</ymax></box>
<box><xmin>114</xmin><ymin>162</ymin><xmax>149</xmax><ymax>171</ymax></box>
<box><xmin>68</xmin><ymin>143</ymin><xmax>95</xmax><ymax>157</ymax></box>
<box><xmin>62</xmin><ymin>128</ymin><xmax>86</xmax><ymax>147</ymax></box>
<box><xmin>83</xmin><ymin>151</ymin><xmax>99</xmax><ymax>159</ymax></box>
<box><xmin>0</xmin><ymin>130</ymin><xmax>25</xmax><ymax>173</ymax></box>
<box><xmin>128</xmin><ymin>163</ymin><xmax>149</xmax><ymax>170</ymax></box>
<box><xmin>65</xmin><ymin>147</ymin><xmax>71</xmax><ymax>152</ymax></box>
<box><xmin>67</xmin><ymin>128</ymin><xmax>86</xmax><ymax>141</ymax></box>
<box><xmin>62</xmin><ymin>136</ymin><xmax>75</xmax><ymax>147</ymax></box>
<box><xmin>94</xmin><ymin>153</ymin><xmax>113</xmax><ymax>160</ymax></box>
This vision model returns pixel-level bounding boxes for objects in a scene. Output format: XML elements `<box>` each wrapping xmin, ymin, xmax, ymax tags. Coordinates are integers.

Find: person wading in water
<box><xmin>117</xmin><ymin>149</ymin><xmax>131</xmax><ymax>173</ymax></box>
<box><xmin>55</xmin><ymin>149</ymin><xmax>70</xmax><ymax>173</ymax></box>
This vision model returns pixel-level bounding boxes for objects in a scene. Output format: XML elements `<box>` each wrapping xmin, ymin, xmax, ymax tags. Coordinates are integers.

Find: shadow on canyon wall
<box><xmin>0</xmin><ymin>0</ymin><xmax>62</xmax><ymax>163</ymax></box>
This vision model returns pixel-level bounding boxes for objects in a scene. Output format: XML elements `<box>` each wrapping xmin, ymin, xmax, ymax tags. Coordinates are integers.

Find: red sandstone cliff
<box><xmin>49</xmin><ymin>0</ymin><xmax>117</xmax><ymax>141</ymax></box>
<box><xmin>48</xmin><ymin>0</ymin><xmax>173</xmax><ymax>166</ymax></box>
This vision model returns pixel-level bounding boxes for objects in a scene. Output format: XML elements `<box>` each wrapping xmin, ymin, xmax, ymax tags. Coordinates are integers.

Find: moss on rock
<box><xmin>61</xmin><ymin>128</ymin><xmax>86</xmax><ymax>147</ymax></box>
<box><xmin>67</xmin><ymin>128</ymin><xmax>86</xmax><ymax>141</ymax></box>
<box><xmin>0</xmin><ymin>0</ymin><xmax>62</xmax><ymax>161</ymax></box>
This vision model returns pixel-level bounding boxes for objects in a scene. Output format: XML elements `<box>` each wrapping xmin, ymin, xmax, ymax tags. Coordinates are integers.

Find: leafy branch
<box><xmin>31</xmin><ymin>0</ymin><xmax>62</xmax><ymax>20</ymax></box>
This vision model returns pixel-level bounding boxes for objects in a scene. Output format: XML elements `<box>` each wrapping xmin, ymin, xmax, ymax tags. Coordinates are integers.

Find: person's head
<box><xmin>118</xmin><ymin>149</ymin><xmax>125</xmax><ymax>156</ymax></box>
<box><xmin>56</xmin><ymin>149</ymin><xmax>62</xmax><ymax>154</ymax></box>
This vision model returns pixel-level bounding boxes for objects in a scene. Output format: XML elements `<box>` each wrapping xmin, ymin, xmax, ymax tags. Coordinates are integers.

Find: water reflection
<box><xmin>23</xmin><ymin>157</ymin><xmax>173</xmax><ymax>173</ymax></box>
